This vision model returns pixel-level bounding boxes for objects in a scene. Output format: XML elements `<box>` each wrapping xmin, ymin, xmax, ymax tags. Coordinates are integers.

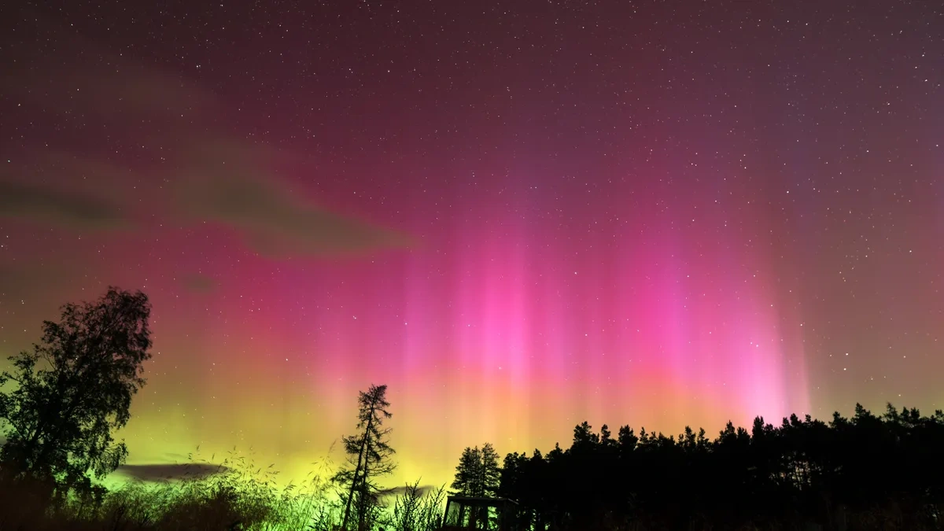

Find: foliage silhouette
<box><xmin>389</xmin><ymin>480</ymin><xmax>448</xmax><ymax>531</ymax></box>
<box><xmin>0</xmin><ymin>287</ymin><xmax>153</xmax><ymax>506</ymax></box>
<box><xmin>0</xmin><ymin>445</ymin><xmax>352</xmax><ymax>531</ymax></box>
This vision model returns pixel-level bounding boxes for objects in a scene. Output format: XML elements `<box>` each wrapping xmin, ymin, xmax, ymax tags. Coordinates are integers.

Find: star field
<box><xmin>1</xmin><ymin>0</ymin><xmax>942</xmax><ymax>487</ymax></box>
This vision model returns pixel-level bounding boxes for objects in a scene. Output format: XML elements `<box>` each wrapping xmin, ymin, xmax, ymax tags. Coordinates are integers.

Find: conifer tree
<box><xmin>334</xmin><ymin>384</ymin><xmax>395</xmax><ymax>531</ymax></box>
<box><xmin>452</xmin><ymin>442</ymin><xmax>501</xmax><ymax>497</ymax></box>
<box><xmin>452</xmin><ymin>445</ymin><xmax>483</xmax><ymax>496</ymax></box>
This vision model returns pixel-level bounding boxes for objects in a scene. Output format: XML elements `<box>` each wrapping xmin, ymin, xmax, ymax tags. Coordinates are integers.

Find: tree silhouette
<box><xmin>479</xmin><ymin>442</ymin><xmax>501</xmax><ymax>497</ymax></box>
<box><xmin>491</xmin><ymin>405</ymin><xmax>944</xmax><ymax>530</ymax></box>
<box><xmin>452</xmin><ymin>446</ymin><xmax>483</xmax><ymax>496</ymax></box>
<box><xmin>451</xmin><ymin>442</ymin><xmax>501</xmax><ymax>498</ymax></box>
<box><xmin>334</xmin><ymin>383</ymin><xmax>395</xmax><ymax>531</ymax></box>
<box><xmin>0</xmin><ymin>287</ymin><xmax>152</xmax><ymax>505</ymax></box>
<box><xmin>450</xmin><ymin>442</ymin><xmax>502</xmax><ymax>529</ymax></box>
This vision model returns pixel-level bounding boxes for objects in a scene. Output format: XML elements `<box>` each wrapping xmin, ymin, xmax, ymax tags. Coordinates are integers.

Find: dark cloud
<box><xmin>0</xmin><ymin>150</ymin><xmax>141</xmax><ymax>231</ymax></box>
<box><xmin>116</xmin><ymin>462</ymin><xmax>229</xmax><ymax>482</ymax></box>
<box><xmin>174</xmin><ymin>147</ymin><xmax>412</xmax><ymax>257</ymax></box>
<box><xmin>0</xmin><ymin>179</ymin><xmax>130</xmax><ymax>230</ymax></box>
<box><xmin>1</xmin><ymin>145</ymin><xmax>411</xmax><ymax>257</ymax></box>
<box><xmin>180</xmin><ymin>273</ymin><xmax>218</xmax><ymax>293</ymax></box>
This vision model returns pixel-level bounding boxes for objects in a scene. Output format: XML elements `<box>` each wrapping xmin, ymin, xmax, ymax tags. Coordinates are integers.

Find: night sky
<box><xmin>1</xmin><ymin>1</ymin><xmax>942</xmax><ymax>488</ymax></box>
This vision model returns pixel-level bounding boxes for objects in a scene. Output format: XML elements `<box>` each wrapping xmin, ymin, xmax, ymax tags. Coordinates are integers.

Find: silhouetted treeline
<box><xmin>496</xmin><ymin>405</ymin><xmax>944</xmax><ymax>530</ymax></box>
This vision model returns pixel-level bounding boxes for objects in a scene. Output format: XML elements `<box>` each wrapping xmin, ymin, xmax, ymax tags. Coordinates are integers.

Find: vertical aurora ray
<box><xmin>0</xmin><ymin>164</ymin><xmax>819</xmax><ymax>490</ymax></box>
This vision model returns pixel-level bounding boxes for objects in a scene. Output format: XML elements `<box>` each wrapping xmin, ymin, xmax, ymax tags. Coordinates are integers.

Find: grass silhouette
<box><xmin>0</xmin><ymin>445</ymin><xmax>450</xmax><ymax>531</ymax></box>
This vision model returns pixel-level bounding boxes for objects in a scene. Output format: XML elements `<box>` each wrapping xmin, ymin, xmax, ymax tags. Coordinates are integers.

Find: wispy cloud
<box><xmin>0</xmin><ymin>179</ymin><xmax>130</xmax><ymax>230</ymax></box>
<box><xmin>174</xmin><ymin>156</ymin><xmax>411</xmax><ymax>257</ymax></box>
<box><xmin>2</xmin><ymin>28</ymin><xmax>413</xmax><ymax>259</ymax></box>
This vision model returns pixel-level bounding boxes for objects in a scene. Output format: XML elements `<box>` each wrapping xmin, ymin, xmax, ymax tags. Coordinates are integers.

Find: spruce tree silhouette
<box><xmin>451</xmin><ymin>442</ymin><xmax>501</xmax><ymax>529</ymax></box>
<box><xmin>451</xmin><ymin>442</ymin><xmax>501</xmax><ymax>498</ymax></box>
<box><xmin>334</xmin><ymin>384</ymin><xmax>395</xmax><ymax>531</ymax></box>
<box><xmin>479</xmin><ymin>442</ymin><xmax>501</xmax><ymax>497</ymax></box>
<box><xmin>452</xmin><ymin>446</ymin><xmax>483</xmax><ymax>496</ymax></box>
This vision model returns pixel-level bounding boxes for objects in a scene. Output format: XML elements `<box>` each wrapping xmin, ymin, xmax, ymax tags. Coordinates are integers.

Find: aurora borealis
<box><xmin>1</xmin><ymin>0</ymin><xmax>943</xmax><ymax>490</ymax></box>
